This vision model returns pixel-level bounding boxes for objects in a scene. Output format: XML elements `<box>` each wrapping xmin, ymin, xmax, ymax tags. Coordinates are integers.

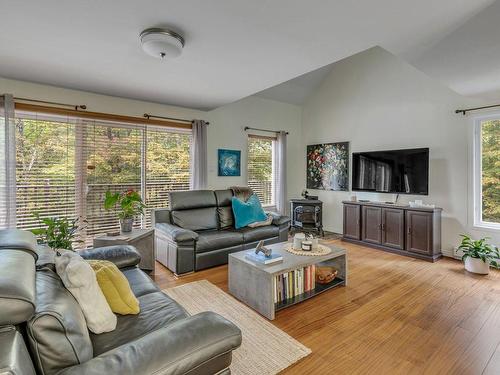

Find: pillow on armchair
<box><xmin>232</xmin><ymin>194</ymin><xmax>267</xmax><ymax>229</ymax></box>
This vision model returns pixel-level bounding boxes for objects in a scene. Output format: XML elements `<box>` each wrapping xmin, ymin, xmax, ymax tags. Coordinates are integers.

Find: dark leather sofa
<box><xmin>0</xmin><ymin>229</ymin><xmax>242</xmax><ymax>375</ymax></box>
<box><xmin>153</xmin><ymin>188</ymin><xmax>290</xmax><ymax>275</ymax></box>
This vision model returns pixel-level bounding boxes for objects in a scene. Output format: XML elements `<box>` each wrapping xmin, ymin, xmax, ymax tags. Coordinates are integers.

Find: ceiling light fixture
<box><xmin>140</xmin><ymin>28</ymin><xmax>185</xmax><ymax>59</ymax></box>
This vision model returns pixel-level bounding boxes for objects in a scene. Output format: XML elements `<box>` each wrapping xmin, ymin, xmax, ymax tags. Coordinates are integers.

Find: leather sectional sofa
<box><xmin>0</xmin><ymin>229</ymin><xmax>242</xmax><ymax>375</ymax></box>
<box><xmin>153</xmin><ymin>188</ymin><xmax>290</xmax><ymax>275</ymax></box>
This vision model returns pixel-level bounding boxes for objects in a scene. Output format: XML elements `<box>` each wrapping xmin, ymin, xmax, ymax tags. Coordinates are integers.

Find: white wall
<box><xmin>206</xmin><ymin>96</ymin><xmax>302</xmax><ymax>202</ymax></box>
<box><xmin>301</xmin><ymin>46</ymin><xmax>499</xmax><ymax>254</ymax></box>
<box><xmin>0</xmin><ymin>77</ymin><xmax>302</xmax><ymax>205</ymax></box>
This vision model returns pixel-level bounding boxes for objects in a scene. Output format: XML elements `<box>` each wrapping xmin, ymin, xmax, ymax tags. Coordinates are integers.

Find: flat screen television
<box><xmin>352</xmin><ymin>148</ymin><xmax>429</xmax><ymax>195</ymax></box>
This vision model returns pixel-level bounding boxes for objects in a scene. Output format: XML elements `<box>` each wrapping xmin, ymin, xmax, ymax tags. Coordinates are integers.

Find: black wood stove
<box><xmin>289</xmin><ymin>198</ymin><xmax>324</xmax><ymax>236</ymax></box>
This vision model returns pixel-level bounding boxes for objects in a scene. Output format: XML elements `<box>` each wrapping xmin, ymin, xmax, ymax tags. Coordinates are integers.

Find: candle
<box><xmin>301</xmin><ymin>240</ymin><xmax>312</xmax><ymax>251</ymax></box>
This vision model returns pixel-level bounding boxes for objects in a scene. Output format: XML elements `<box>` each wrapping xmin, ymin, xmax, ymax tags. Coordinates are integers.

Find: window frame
<box><xmin>12</xmin><ymin>109</ymin><xmax>193</xmax><ymax>245</ymax></box>
<box><xmin>246</xmin><ymin>134</ymin><xmax>276</xmax><ymax>209</ymax></box>
<box><xmin>472</xmin><ymin>113</ymin><xmax>500</xmax><ymax>231</ymax></box>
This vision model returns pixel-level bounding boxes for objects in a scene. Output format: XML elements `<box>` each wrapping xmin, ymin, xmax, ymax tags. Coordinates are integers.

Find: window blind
<box><xmin>80</xmin><ymin>120</ymin><xmax>143</xmax><ymax>241</ymax></box>
<box><xmin>145</xmin><ymin>127</ymin><xmax>191</xmax><ymax>227</ymax></box>
<box><xmin>15</xmin><ymin>112</ymin><xmax>77</xmax><ymax>230</ymax></box>
<box><xmin>247</xmin><ymin>136</ymin><xmax>274</xmax><ymax>206</ymax></box>
<box><xmin>14</xmin><ymin>110</ymin><xmax>191</xmax><ymax>247</ymax></box>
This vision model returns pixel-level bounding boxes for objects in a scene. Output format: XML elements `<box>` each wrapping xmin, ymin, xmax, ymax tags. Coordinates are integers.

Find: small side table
<box><xmin>93</xmin><ymin>229</ymin><xmax>155</xmax><ymax>272</ymax></box>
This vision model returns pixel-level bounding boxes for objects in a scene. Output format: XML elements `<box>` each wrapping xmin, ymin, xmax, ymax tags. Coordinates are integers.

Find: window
<box><xmin>14</xmin><ymin>110</ymin><xmax>191</xmax><ymax>246</ymax></box>
<box><xmin>16</xmin><ymin>113</ymin><xmax>77</xmax><ymax>230</ymax></box>
<box><xmin>247</xmin><ymin>135</ymin><xmax>275</xmax><ymax>206</ymax></box>
<box><xmin>473</xmin><ymin>115</ymin><xmax>500</xmax><ymax>230</ymax></box>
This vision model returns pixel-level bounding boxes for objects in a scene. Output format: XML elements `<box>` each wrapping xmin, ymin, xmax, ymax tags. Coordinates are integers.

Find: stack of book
<box><xmin>274</xmin><ymin>265</ymin><xmax>316</xmax><ymax>303</ymax></box>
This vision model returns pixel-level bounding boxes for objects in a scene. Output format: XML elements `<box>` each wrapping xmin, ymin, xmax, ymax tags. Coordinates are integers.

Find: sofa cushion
<box><xmin>196</xmin><ymin>230</ymin><xmax>244</xmax><ymax>253</ymax></box>
<box><xmin>217</xmin><ymin>206</ymin><xmax>234</xmax><ymax>229</ymax></box>
<box><xmin>232</xmin><ymin>195</ymin><xmax>267</xmax><ymax>229</ymax></box>
<box><xmin>214</xmin><ymin>189</ymin><xmax>233</xmax><ymax>207</ymax></box>
<box><xmin>215</xmin><ymin>189</ymin><xmax>235</xmax><ymax>229</ymax></box>
<box><xmin>27</xmin><ymin>267</ymin><xmax>94</xmax><ymax>375</ymax></box>
<box><xmin>172</xmin><ymin>207</ymin><xmax>218</xmax><ymax>231</ymax></box>
<box><xmin>238</xmin><ymin>226</ymin><xmax>279</xmax><ymax>243</ymax></box>
<box><xmin>168</xmin><ymin>190</ymin><xmax>216</xmax><ymax>210</ymax></box>
<box><xmin>88</xmin><ymin>260</ymin><xmax>140</xmax><ymax>315</ymax></box>
<box><xmin>90</xmin><ymin>291</ymin><xmax>188</xmax><ymax>356</ymax></box>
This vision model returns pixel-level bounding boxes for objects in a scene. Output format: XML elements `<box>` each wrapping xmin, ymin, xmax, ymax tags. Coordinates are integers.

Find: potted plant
<box><xmin>458</xmin><ymin>234</ymin><xmax>500</xmax><ymax>275</ymax></box>
<box><xmin>30</xmin><ymin>213</ymin><xmax>84</xmax><ymax>254</ymax></box>
<box><xmin>104</xmin><ymin>189</ymin><xmax>146</xmax><ymax>232</ymax></box>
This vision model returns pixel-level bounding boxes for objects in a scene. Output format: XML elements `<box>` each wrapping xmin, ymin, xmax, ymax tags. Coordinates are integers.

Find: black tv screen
<box><xmin>352</xmin><ymin>148</ymin><xmax>429</xmax><ymax>195</ymax></box>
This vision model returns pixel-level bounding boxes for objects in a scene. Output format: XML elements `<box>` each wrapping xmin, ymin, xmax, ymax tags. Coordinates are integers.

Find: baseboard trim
<box><xmin>341</xmin><ymin>237</ymin><xmax>442</xmax><ymax>262</ymax></box>
<box><xmin>441</xmin><ymin>248</ymin><xmax>455</xmax><ymax>259</ymax></box>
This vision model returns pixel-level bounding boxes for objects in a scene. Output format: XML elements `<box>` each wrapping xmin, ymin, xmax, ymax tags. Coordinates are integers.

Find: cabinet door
<box><xmin>381</xmin><ymin>208</ymin><xmax>405</xmax><ymax>250</ymax></box>
<box><xmin>406</xmin><ymin>211</ymin><xmax>433</xmax><ymax>254</ymax></box>
<box><xmin>362</xmin><ymin>206</ymin><xmax>382</xmax><ymax>244</ymax></box>
<box><xmin>343</xmin><ymin>204</ymin><xmax>361</xmax><ymax>240</ymax></box>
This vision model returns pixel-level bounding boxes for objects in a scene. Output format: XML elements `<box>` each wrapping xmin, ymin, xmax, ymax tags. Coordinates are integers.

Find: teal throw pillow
<box><xmin>232</xmin><ymin>194</ymin><xmax>268</xmax><ymax>229</ymax></box>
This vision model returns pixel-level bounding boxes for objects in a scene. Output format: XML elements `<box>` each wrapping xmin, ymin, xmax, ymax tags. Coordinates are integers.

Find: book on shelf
<box><xmin>274</xmin><ymin>264</ymin><xmax>320</xmax><ymax>304</ymax></box>
<box><xmin>245</xmin><ymin>252</ymin><xmax>283</xmax><ymax>265</ymax></box>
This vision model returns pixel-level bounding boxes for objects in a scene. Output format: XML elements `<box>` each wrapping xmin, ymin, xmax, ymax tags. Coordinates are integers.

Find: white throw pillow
<box><xmin>55</xmin><ymin>251</ymin><xmax>117</xmax><ymax>334</ymax></box>
<box><xmin>248</xmin><ymin>214</ymin><xmax>273</xmax><ymax>228</ymax></box>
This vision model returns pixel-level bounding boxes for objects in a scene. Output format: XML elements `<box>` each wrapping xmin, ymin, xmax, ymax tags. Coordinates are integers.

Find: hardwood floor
<box><xmin>151</xmin><ymin>239</ymin><xmax>500</xmax><ymax>374</ymax></box>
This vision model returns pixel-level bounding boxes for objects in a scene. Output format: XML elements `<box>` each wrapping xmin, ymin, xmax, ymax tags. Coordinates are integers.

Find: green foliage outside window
<box><xmin>481</xmin><ymin>120</ymin><xmax>499</xmax><ymax>223</ymax></box>
<box><xmin>14</xmin><ymin>116</ymin><xmax>191</xmax><ymax>243</ymax></box>
<box><xmin>247</xmin><ymin>137</ymin><xmax>273</xmax><ymax>205</ymax></box>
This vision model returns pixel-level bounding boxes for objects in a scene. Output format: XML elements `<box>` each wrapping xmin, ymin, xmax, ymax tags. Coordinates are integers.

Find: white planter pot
<box><xmin>464</xmin><ymin>257</ymin><xmax>490</xmax><ymax>275</ymax></box>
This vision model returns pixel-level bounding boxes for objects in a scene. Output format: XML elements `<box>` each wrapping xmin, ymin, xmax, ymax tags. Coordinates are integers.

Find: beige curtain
<box><xmin>274</xmin><ymin>131</ymin><xmax>287</xmax><ymax>215</ymax></box>
<box><xmin>0</xmin><ymin>94</ymin><xmax>16</xmax><ymax>228</ymax></box>
<box><xmin>190</xmin><ymin>120</ymin><xmax>208</xmax><ymax>189</ymax></box>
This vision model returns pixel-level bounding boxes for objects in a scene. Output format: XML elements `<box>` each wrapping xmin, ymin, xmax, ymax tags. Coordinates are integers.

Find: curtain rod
<box><xmin>455</xmin><ymin>103</ymin><xmax>500</xmax><ymax>115</ymax></box>
<box><xmin>1</xmin><ymin>95</ymin><xmax>205</xmax><ymax>126</ymax></box>
<box><xmin>13</xmin><ymin>96</ymin><xmax>87</xmax><ymax>111</ymax></box>
<box><xmin>144</xmin><ymin>113</ymin><xmax>210</xmax><ymax>125</ymax></box>
<box><xmin>244</xmin><ymin>126</ymin><xmax>288</xmax><ymax>135</ymax></box>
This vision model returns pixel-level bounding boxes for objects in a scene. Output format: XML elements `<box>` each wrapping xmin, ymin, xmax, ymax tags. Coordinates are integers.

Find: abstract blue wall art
<box><xmin>218</xmin><ymin>149</ymin><xmax>241</xmax><ymax>176</ymax></box>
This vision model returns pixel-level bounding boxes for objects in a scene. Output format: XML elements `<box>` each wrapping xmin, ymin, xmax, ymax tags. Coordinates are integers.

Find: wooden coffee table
<box><xmin>228</xmin><ymin>241</ymin><xmax>347</xmax><ymax>320</ymax></box>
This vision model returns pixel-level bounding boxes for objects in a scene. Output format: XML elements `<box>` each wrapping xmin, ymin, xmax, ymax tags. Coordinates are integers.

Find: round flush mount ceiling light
<box><xmin>140</xmin><ymin>28</ymin><xmax>185</xmax><ymax>59</ymax></box>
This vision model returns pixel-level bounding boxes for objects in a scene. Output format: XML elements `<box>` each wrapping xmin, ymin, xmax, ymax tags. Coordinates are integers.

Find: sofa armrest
<box><xmin>156</xmin><ymin>223</ymin><xmax>199</xmax><ymax>243</ymax></box>
<box><xmin>0</xmin><ymin>229</ymin><xmax>38</xmax><ymax>260</ymax></box>
<box><xmin>0</xmin><ymin>326</ymin><xmax>37</xmax><ymax>375</ymax></box>
<box><xmin>56</xmin><ymin>311</ymin><xmax>242</xmax><ymax>375</ymax></box>
<box><xmin>267</xmin><ymin>212</ymin><xmax>291</xmax><ymax>227</ymax></box>
<box><xmin>79</xmin><ymin>245</ymin><xmax>141</xmax><ymax>269</ymax></box>
<box><xmin>151</xmin><ymin>208</ymin><xmax>172</xmax><ymax>226</ymax></box>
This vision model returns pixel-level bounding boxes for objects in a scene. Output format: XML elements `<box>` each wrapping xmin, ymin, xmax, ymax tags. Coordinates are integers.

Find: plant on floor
<box><xmin>459</xmin><ymin>234</ymin><xmax>500</xmax><ymax>273</ymax></box>
<box><xmin>30</xmin><ymin>213</ymin><xmax>83</xmax><ymax>253</ymax></box>
<box><xmin>104</xmin><ymin>189</ymin><xmax>146</xmax><ymax>232</ymax></box>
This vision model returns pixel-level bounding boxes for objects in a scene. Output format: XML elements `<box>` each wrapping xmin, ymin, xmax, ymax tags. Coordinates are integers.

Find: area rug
<box><xmin>164</xmin><ymin>280</ymin><xmax>311</xmax><ymax>375</ymax></box>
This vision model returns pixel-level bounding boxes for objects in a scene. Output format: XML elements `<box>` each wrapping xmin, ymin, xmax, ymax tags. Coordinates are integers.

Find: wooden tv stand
<box><xmin>342</xmin><ymin>201</ymin><xmax>442</xmax><ymax>262</ymax></box>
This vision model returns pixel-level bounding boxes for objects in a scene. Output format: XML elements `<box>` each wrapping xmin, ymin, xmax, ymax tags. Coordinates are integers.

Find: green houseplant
<box><xmin>104</xmin><ymin>189</ymin><xmax>146</xmax><ymax>232</ymax></box>
<box><xmin>30</xmin><ymin>213</ymin><xmax>83</xmax><ymax>254</ymax></box>
<box><xmin>458</xmin><ymin>234</ymin><xmax>500</xmax><ymax>275</ymax></box>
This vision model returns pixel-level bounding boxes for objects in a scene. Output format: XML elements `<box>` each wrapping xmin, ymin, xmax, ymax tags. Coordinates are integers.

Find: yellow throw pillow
<box><xmin>88</xmin><ymin>260</ymin><xmax>140</xmax><ymax>315</ymax></box>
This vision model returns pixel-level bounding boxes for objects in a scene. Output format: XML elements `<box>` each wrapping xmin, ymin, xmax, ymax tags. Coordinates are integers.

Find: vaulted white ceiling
<box><xmin>0</xmin><ymin>0</ymin><xmax>494</xmax><ymax>110</ymax></box>
<box><xmin>405</xmin><ymin>0</ymin><xmax>500</xmax><ymax>102</ymax></box>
